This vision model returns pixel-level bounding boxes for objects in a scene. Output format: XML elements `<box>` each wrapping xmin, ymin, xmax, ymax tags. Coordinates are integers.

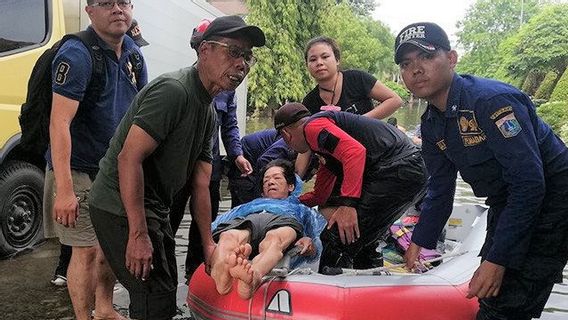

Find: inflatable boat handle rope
<box><xmin>337</xmin><ymin>250</ymin><xmax>470</xmax><ymax>276</ymax></box>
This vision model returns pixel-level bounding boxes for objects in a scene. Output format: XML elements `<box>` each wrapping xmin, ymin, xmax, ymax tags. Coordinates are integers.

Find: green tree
<box><xmin>550</xmin><ymin>67</ymin><xmax>568</xmax><ymax>102</ymax></box>
<box><xmin>502</xmin><ymin>4</ymin><xmax>568</xmax><ymax>81</ymax></box>
<box><xmin>383</xmin><ymin>80</ymin><xmax>409</xmax><ymax>100</ymax></box>
<box><xmin>246</xmin><ymin>0</ymin><xmax>317</xmax><ymax>115</ymax></box>
<box><xmin>521</xmin><ymin>70</ymin><xmax>545</xmax><ymax>96</ymax></box>
<box><xmin>560</xmin><ymin>123</ymin><xmax>568</xmax><ymax>143</ymax></box>
<box><xmin>534</xmin><ymin>70</ymin><xmax>559</xmax><ymax>100</ymax></box>
<box><xmin>342</xmin><ymin>0</ymin><xmax>376</xmax><ymax>16</ymax></box>
<box><xmin>320</xmin><ymin>3</ymin><xmax>382</xmax><ymax>74</ymax></box>
<box><xmin>361</xmin><ymin>17</ymin><xmax>397</xmax><ymax>79</ymax></box>
<box><xmin>456</xmin><ymin>0</ymin><xmax>540</xmax><ymax>77</ymax></box>
<box><xmin>536</xmin><ymin>101</ymin><xmax>568</xmax><ymax>134</ymax></box>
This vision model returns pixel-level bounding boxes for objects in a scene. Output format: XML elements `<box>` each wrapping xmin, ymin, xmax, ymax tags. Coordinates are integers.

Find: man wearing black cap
<box><xmin>395</xmin><ymin>22</ymin><xmax>568</xmax><ymax>320</ymax></box>
<box><xmin>274</xmin><ymin>102</ymin><xmax>427</xmax><ymax>272</ymax></box>
<box><xmin>169</xmin><ymin>18</ymin><xmax>254</xmax><ymax>280</ymax></box>
<box><xmin>88</xmin><ymin>15</ymin><xmax>265</xmax><ymax>319</ymax></box>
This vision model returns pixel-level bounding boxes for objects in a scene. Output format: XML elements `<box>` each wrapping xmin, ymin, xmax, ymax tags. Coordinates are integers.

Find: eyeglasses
<box><xmin>205</xmin><ymin>40</ymin><xmax>256</xmax><ymax>67</ymax></box>
<box><xmin>90</xmin><ymin>0</ymin><xmax>132</xmax><ymax>10</ymax></box>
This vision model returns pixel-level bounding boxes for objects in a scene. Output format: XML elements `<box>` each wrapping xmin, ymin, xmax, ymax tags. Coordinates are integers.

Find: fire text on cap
<box><xmin>399</xmin><ymin>25</ymin><xmax>426</xmax><ymax>43</ymax></box>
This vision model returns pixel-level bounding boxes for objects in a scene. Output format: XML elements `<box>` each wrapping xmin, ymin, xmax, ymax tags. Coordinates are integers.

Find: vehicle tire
<box><xmin>0</xmin><ymin>161</ymin><xmax>45</xmax><ymax>256</ymax></box>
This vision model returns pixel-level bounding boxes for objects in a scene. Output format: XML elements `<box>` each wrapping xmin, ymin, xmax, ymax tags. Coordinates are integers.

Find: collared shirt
<box><xmin>414</xmin><ymin>74</ymin><xmax>568</xmax><ymax>268</ymax></box>
<box><xmin>90</xmin><ymin>66</ymin><xmax>215</xmax><ymax>220</ymax></box>
<box><xmin>240</xmin><ymin>128</ymin><xmax>293</xmax><ymax>173</ymax></box>
<box><xmin>47</xmin><ymin>26</ymin><xmax>148</xmax><ymax>174</ymax></box>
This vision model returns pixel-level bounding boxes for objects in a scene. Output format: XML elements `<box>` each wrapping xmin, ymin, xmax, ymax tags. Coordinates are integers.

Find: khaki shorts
<box><xmin>43</xmin><ymin>169</ymin><xmax>97</xmax><ymax>247</ymax></box>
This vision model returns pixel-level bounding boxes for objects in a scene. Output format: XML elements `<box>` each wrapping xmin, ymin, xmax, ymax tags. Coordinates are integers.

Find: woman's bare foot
<box><xmin>236</xmin><ymin>269</ymin><xmax>262</xmax><ymax>300</ymax></box>
<box><xmin>229</xmin><ymin>256</ymin><xmax>253</xmax><ymax>282</ymax></box>
<box><xmin>210</xmin><ymin>249</ymin><xmax>238</xmax><ymax>295</ymax></box>
<box><xmin>234</xmin><ymin>243</ymin><xmax>252</xmax><ymax>260</ymax></box>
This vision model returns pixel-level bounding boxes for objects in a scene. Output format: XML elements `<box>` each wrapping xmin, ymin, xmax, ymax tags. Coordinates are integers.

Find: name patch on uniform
<box><xmin>490</xmin><ymin>106</ymin><xmax>513</xmax><ymax>120</ymax></box>
<box><xmin>436</xmin><ymin>139</ymin><xmax>447</xmax><ymax>151</ymax></box>
<box><xmin>457</xmin><ymin>110</ymin><xmax>486</xmax><ymax>147</ymax></box>
<box><xmin>495</xmin><ymin>113</ymin><xmax>522</xmax><ymax>138</ymax></box>
<box><xmin>54</xmin><ymin>62</ymin><xmax>70</xmax><ymax>85</ymax></box>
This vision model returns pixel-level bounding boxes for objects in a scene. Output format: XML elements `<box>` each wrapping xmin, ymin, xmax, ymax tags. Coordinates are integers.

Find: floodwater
<box><xmin>0</xmin><ymin>103</ymin><xmax>566</xmax><ymax>319</ymax></box>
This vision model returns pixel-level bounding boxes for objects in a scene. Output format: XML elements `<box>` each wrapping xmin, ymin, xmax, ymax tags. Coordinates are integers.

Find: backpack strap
<box><xmin>128</xmin><ymin>50</ymin><xmax>144</xmax><ymax>88</ymax></box>
<box><xmin>61</xmin><ymin>29</ymin><xmax>107</xmax><ymax>99</ymax></box>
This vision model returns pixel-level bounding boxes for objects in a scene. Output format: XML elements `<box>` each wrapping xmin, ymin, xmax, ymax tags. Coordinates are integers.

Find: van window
<box><xmin>0</xmin><ymin>0</ymin><xmax>47</xmax><ymax>53</ymax></box>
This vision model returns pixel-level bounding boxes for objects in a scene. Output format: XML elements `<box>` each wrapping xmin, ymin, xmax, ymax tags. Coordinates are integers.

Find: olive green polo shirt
<box><xmin>90</xmin><ymin>66</ymin><xmax>215</xmax><ymax>220</ymax></box>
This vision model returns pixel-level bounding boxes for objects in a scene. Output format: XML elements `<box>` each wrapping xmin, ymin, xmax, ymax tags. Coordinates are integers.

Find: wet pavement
<box><xmin>1</xmin><ymin>192</ymin><xmax>567</xmax><ymax>319</ymax></box>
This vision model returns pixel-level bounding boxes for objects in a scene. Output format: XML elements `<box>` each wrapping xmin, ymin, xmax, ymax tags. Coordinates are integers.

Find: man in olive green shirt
<box><xmin>89</xmin><ymin>16</ymin><xmax>265</xmax><ymax>320</ymax></box>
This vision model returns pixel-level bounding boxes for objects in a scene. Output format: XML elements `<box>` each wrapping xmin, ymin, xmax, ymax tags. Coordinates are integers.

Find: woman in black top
<box><xmin>302</xmin><ymin>36</ymin><xmax>402</xmax><ymax>119</ymax></box>
<box><xmin>297</xmin><ymin>36</ymin><xmax>403</xmax><ymax>178</ymax></box>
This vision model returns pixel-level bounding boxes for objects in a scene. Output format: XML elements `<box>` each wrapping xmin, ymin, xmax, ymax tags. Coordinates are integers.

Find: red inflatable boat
<box><xmin>188</xmin><ymin>204</ymin><xmax>486</xmax><ymax>320</ymax></box>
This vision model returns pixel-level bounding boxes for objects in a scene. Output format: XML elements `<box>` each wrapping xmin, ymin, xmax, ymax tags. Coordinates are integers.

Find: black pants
<box><xmin>477</xmin><ymin>171</ymin><xmax>568</xmax><ymax>319</ymax></box>
<box><xmin>54</xmin><ymin>244</ymin><xmax>72</xmax><ymax>277</ymax></box>
<box><xmin>319</xmin><ymin>153</ymin><xmax>427</xmax><ymax>272</ymax></box>
<box><xmin>169</xmin><ymin>179</ymin><xmax>221</xmax><ymax>278</ymax></box>
<box><xmin>91</xmin><ymin>207</ymin><xmax>177</xmax><ymax>320</ymax></box>
<box><xmin>228</xmin><ymin>175</ymin><xmax>258</xmax><ymax>208</ymax></box>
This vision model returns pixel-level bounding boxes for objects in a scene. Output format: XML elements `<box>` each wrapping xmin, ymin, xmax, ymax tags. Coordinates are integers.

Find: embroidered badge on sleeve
<box><xmin>54</xmin><ymin>62</ymin><xmax>70</xmax><ymax>85</ymax></box>
<box><xmin>495</xmin><ymin>113</ymin><xmax>522</xmax><ymax>138</ymax></box>
<box><xmin>457</xmin><ymin>110</ymin><xmax>486</xmax><ymax>147</ymax></box>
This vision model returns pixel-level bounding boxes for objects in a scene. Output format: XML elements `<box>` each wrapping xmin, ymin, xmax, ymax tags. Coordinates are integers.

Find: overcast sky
<box><xmin>372</xmin><ymin>0</ymin><xmax>476</xmax><ymax>44</ymax></box>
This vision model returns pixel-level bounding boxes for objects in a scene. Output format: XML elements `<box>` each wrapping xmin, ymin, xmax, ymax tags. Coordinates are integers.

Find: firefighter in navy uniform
<box><xmin>274</xmin><ymin>103</ymin><xmax>427</xmax><ymax>272</ymax></box>
<box><xmin>395</xmin><ymin>22</ymin><xmax>568</xmax><ymax>320</ymax></box>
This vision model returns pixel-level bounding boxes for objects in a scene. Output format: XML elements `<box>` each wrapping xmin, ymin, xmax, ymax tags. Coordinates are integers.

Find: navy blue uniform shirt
<box><xmin>211</xmin><ymin>91</ymin><xmax>243</xmax><ymax>181</ymax></box>
<box><xmin>240</xmin><ymin>128</ymin><xmax>293</xmax><ymax>173</ymax></box>
<box><xmin>414</xmin><ymin>74</ymin><xmax>568</xmax><ymax>269</ymax></box>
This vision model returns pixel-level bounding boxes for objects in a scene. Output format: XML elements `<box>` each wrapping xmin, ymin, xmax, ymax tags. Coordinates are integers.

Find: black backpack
<box><xmin>18</xmin><ymin>30</ymin><xmax>106</xmax><ymax>158</ymax></box>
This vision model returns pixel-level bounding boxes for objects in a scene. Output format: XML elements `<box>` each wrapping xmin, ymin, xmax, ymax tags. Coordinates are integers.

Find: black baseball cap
<box><xmin>394</xmin><ymin>22</ymin><xmax>451</xmax><ymax>64</ymax></box>
<box><xmin>201</xmin><ymin>15</ymin><xmax>265</xmax><ymax>47</ymax></box>
<box><xmin>127</xmin><ymin>19</ymin><xmax>149</xmax><ymax>47</ymax></box>
<box><xmin>274</xmin><ymin>103</ymin><xmax>311</xmax><ymax>131</ymax></box>
<box><xmin>190</xmin><ymin>19</ymin><xmax>211</xmax><ymax>50</ymax></box>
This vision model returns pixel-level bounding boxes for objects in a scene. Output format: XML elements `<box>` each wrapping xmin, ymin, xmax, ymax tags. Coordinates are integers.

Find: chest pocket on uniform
<box><xmin>459</xmin><ymin>148</ymin><xmax>506</xmax><ymax>198</ymax></box>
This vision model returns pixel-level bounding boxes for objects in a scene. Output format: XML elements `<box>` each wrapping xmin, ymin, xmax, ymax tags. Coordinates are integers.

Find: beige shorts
<box><xmin>43</xmin><ymin>169</ymin><xmax>97</xmax><ymax>247</ymax></box>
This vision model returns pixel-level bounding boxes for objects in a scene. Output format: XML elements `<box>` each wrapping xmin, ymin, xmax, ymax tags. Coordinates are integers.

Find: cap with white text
<box><xmin>394</xmin><ymin>22</ymin><xmax>450</xmax><ymax>64</ymax></box>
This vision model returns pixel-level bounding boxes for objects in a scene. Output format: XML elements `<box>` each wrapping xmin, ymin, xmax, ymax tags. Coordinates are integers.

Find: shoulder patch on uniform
<box><xmin>495</xmin><ymin>113</ymin><xmax>522</xmax><ymax>138</ymax></box>
<box><xmin>490</xmin><ymin>106</ymin><xmax>513</xmax><ymax>120</ymax></box>
<box><xmin>317</xmin><ymin>129</ymin><xmax>340</xmax><ymax>154</ymax></box>
<box><xmin>54</xmin><ymin>61</ymin><xmax>70</xmax><ymax>85</ymax></box>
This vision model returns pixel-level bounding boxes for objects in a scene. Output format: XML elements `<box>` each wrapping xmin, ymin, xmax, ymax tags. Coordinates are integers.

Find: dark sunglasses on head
<box><xmin>205</xmin><ymin>40</ymin><xmax>256</xmax><ymax>67</ymax></box>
